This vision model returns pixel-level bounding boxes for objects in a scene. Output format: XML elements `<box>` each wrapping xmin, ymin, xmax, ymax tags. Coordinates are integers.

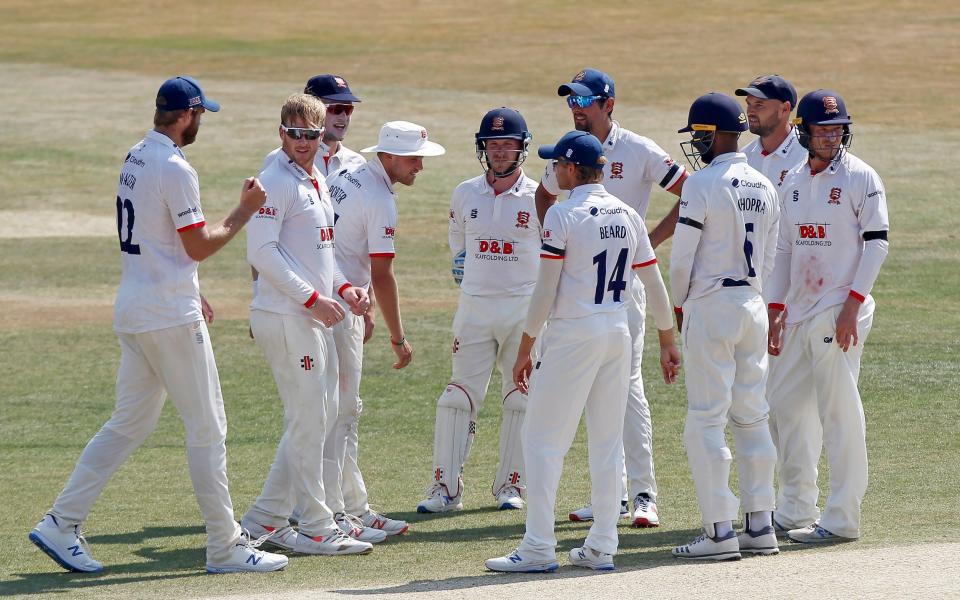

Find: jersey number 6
<box><xmin>593</xmin><ymin>248</ymin><xmax>628</xmax><ymax>304</ymax></box>
<box><xmin>743</xmin><ymin>222</ymin><xmax>756</xmax><ymax>278</ymax></box>
<box><xmin>116</xmin><ymin>196</ymin><xmax>141</xmax><ymax>255</ymax></box>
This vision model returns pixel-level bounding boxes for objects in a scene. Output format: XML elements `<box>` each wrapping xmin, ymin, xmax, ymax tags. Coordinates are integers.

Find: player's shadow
<box><xmin>334</xmin><ymin>528</ymin><xmax>814</xmax><ymax>596</ymax></box>
<box><xmin>3</xmin><ymin>526</ymin><xmax>208</xmax><ymax>596</ymax></box>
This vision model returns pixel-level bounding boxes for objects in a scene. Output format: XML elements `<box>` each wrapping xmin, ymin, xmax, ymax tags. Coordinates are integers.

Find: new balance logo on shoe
<box><xmin>508</xmin><ymin>553</ymin><xmax>523</xmax><ymax>563</ymax></box>
<box><xmin>68</xmin><ymin>545</ymin><xmax>83</xmax><ymax>557</ymax></box>
<box><xmin>246</xmin><ymin>553</ymin><xmax>262</xmax><ymax>565</ymax></box>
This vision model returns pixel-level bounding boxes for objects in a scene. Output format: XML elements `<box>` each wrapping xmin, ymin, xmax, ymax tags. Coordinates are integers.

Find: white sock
<box><xmin>714</xmin><ymin>520</ymin><xmax>733</xmax><ymax>538</ymax></box>
<box><xmin>749</xmin><ymin>511</ymin><xmax>772</xmax><ymax>531</ymax></box>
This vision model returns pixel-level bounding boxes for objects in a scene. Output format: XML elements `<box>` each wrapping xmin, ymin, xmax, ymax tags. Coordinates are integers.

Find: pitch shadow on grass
<box><xmin>335</xmin><ymin>529</ymin><xmax>816</xmax><ymax>596</ymax></box>
<box><xmin>3</xmin><ymin>526</ymin><xmax>210</xmax><ymax>596</ymax></box>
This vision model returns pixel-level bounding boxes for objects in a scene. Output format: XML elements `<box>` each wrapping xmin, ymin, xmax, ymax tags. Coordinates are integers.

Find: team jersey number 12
<box><xmin>116</xmin><ymin>195</ymin><xmax>141</xmax><ymax>255</ymax></box>
<box><xmin>593</xmin><ymin>248</ymin><xmax>628</xmax><ymax>304</ymax></box>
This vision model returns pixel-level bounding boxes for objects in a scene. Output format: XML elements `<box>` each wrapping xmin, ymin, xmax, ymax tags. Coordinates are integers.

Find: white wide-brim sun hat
<box><xmin>361</xmin><ymin>120</ymin><xmax>446</xmax><ymax>156</ymax></box>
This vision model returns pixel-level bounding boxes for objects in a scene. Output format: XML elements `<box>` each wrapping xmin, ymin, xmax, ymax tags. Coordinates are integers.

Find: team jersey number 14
<box><xmin>593</xmin><ymin>248</ymin><xmax>628</xmax><ymax>304</ymax></box>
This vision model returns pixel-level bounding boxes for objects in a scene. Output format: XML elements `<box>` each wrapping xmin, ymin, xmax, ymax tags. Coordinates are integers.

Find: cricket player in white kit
<box><xmin>241</xmin><ymin>94</ymin><xmax>374</xmax><ymax>555</ymax></box>
<box><xmin>537</xmin><ymin>69</ymin><xmax>688</xmax><ymax>527</ymax></box>
<box><xmin>418</xmin><ymin>108</ymin><xmax>539</xmax><ymax>513</ymax></box>
<box><xmin>767</xmin><ymin>90</ymin><xmax>889</xmax><ymax>544</ymax></box>
<box><xmin>486</xmin><ymin>131</ymin><xmax>679</xmax><ymax>573</ymax></box>
<box><xmin>670</xmin><ymin>93</ymin><xmax>781</xmax><ymax>561</ymax></box>
<box><xmin>735</xmin><ymin>75</ymin><xmax>808</xmax><ymax>188</ymax></box>
<box><xmin>324</xmin><ymin>120</ymin><xmax>446</xmax><ymax>535</ymax></box>
<box><xmin>262</xmin><ymin>74</ymin><xmax>366</xmax><ymax>178</ymax></box>
<box><xmin>28</xmin><ymin>77</ymin><xmax>287</xmax><ymax>574</ymax></box>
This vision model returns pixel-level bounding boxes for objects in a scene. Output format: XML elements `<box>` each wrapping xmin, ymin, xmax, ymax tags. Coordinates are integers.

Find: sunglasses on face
<box><xmin>282</xmin><ymin>125</ymin><xmax>323</xmax><ymax>140</ymax></box>
<box><xmin>324</xmin><ymin>104</ymin><xmax>355</xmax><ymax>116</ymax></box>
<box><xmin>566</xmin><ymin>95</ymin><xmax>605</xmax><ymax>109</ymax></box>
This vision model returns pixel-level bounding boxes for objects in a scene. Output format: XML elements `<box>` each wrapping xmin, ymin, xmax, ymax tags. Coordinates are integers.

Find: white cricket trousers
<box><xmin>244</xmin><ymin>310</ymin><xmax>338</xmax><ymax>537</ymax></box>
<box><xmin>49</xmin><ymin>320</ymin><xmax>242</xmax><ymax>563</ymax></box>
<box><xmin>448</xmin><ymin>292</ymin><xmax>529</xmax><ymax>493</ymax></box>
<box><xmin>519</xmin><ymin>312</ymin><xmax>631</xmax><ymax>558</ymax></box>
<box><xmin>768</xmin><ymin>297</ymin><xmax>874</xmax><ymax>539</ymax></box>
<box><xmin>624</xmin><ymin>280</ymin><xmax>657</xmax><ymax>500</ymax></box>
<box><xmin>681</xmin><ymin>288</ymin><xmax>777</xmax><ymax>530</ymax></box>
<box><xmin>324</xmin><ymin>302</ymin><xmax>369</xmax><ymax>516</ymax></box>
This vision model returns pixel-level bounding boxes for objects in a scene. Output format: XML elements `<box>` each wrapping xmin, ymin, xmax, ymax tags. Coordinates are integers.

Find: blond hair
<box><xmin>574</xmin><ymin>156</ymin><xmax>607</xmax><ymax>184</ymax></box>
<box><xmin>280</xmin><ymin>93</ymin><xmax>326</xmax><ymax>128</ymax></box>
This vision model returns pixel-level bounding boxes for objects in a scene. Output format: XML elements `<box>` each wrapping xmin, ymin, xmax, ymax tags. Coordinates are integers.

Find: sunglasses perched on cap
<box><xmin>566</xmin><ymin>95</ymin><xmax>606</xmax><ymax>109</ymax></box>
<box><xmin>324</xmin><ymin>103</ymin><xmax>355</xmax><ymax>116</ymax></box>
<box><xmin>281</xmin><ymin>125</ymin><xmax>323</xmax><ymax>140</ymax></box>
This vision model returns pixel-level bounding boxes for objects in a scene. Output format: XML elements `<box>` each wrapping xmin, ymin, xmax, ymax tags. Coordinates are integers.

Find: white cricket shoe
<box><xmin>336</xmin><ymin>513</ymin><xmax>387</xmax><ymax>543</ymax></box>
<box><xmin>29</xmin><ymin>514</ymin><xmax>103</xmax><ymax>573</ymax></box>
<box><xmin>787</xmin><ymin>523</ymin><xmax>854</xmax><ymax>544</ymax></box>
<box><xmin>206</xmin><ymin>537</ymin><xmax>288</xmax><ymax>574</ymax></box>
<box><xmin>672</xmin><ymin>531</ymin><xmax>741</xmax><ymax>561</ymax></box>
<box><xmin>417</xmin><ymin>482</ymin><xmax>463</xmax><ymax>513</ymax></box>
<box><xmin>738</xmin><ymin>527</ymin><xmax>780</xmax><ymax>555</ymax></box>
<box><xmin>485</xmin><ymin>549</ymin><xmax>559</xmax><ymax>573</ymax></box>
<box><xmin>567</xmin><ymin>500</ymin><xmax>630</xmax><ymax>522</ymax></box>
<box><xmin>632</xmin><ymin>493</ymin><xmax>660</xmax><ymax>528</ymax></box>
<box><xmin>291</xmin><ymin>528</ymin><xmax>373</xmax><ymax>555</ymax></box>
<box><xmin>569</xmin><ymin>545</ymin><xmax>615</xmax><ymax>571</ymax></box>
<box><xmin>358</xmin><ymin>509</ymin><xmax>409</xmax><ymax>536</ymax></box>
<box><xmin>495</xmin><ymin>486</ymin><xmax>524</xmax><ymax>510</ymax></box>
<box><xmin>239</xmin><ymin>516</ymin><xmax>299</xmax><ymax>551</ymax></box>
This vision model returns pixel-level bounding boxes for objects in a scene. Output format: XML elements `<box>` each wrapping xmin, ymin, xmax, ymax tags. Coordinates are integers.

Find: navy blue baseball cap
<box><xmin>679</xmin><ymin>93</ymin><xmax>748</xmax><ymax>133</ymax></box>
<box><xmin>735</xmin><ymin>74</ymin><xmax>797</xmax><ymax>108</ymax></box>
<box><xmin>557</xmin><ymin>68</ymin><xmax>615</xmax><ymax>98</ymax></box>
<box><xmin>795</xmin><ymin>89</ymin><xmax>852</xmax><ymax>126</ymax></box>
<box><xmin>304</xmin><ymin>74</ymin><xmax>361</xmax><ymax>103</ymax></box>
<box><xmin>155</xmin><ymin>76</ymin><xmax>220</xmax><ymax>112</ymax></box>
<box><xmin>538</xmin><ymin>131</ymin><xmax>604</xmax><ymax>167</ymax></box>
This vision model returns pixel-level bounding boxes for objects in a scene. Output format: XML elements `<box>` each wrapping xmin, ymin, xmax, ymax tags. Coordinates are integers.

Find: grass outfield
<box><xmin>2</xmin><ymin>2</ymin><xmax>959</xmax><ymax>598</ymax></box>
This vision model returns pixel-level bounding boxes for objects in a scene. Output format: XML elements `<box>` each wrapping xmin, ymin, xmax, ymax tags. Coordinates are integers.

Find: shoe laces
<box><xmin>73</xmin><ymin>525</ymin><xmax>94</xmax><ymax>555</ymax></box>
<box><xmin>689</xmin><ymin>532</ymin><xmax>708</xmax><ymax>547</ymax></box>
<box><xmin>634</xmin><ymin>494</ymin><xmax>651</xmax><ymax>511</ymax></box>
<box><xmin>240</xmin><ymin>527</ymin><xmax>273</xmax><ymax>550</ymax></box>
<box><xmin>497</xmin><ymin>485</ymin><xmax>521</xmax><ymax>499</ymax></box>
<box><xmin>423</xmin><ymin>482</ymin><xmax>444</xmax><ymax>498</ymax></box>
<box><xmin>336</xmin><ymin>512</ymin><xmax>365</xmax><ymax>536</ymax></box>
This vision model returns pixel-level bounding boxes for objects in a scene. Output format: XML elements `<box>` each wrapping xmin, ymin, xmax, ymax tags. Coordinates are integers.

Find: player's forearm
<box><xmin>248</xmin><ymin>242</ymin><xmax>317</xmax><ymax>305</ymax></box>
<box><xmin>648</xmin><ymin>200</ymin><xmax>680</xmax><ymax>249</ymax></box>
<box><xmin>535</xmin><ymin>185</ymin><xmax>558</xmax><ymax>226</ymax></box>
<box><xmin>194</xmin><ymin>204</ymin><xmax>258</xmax><ymax>261</ymax></box>
<box><xmin>522</xmin><ymin>258</ymin><xmax>562</xmax><ymax>337</ymax></box>
<box><xmin>635</xmin><ymin>263</ymin><xmax>674</xmax><ymax>331</ymax></box>
<box><xmin>765</xmin><ymin>250</ymin><xmax>792</xmax><ymax>307</ymax></box>
<box><xmin>371</xmin><ymin>266</ymin><xmax>404</xmax><ymax>342</ymax></box>
<box><xmin>849</xmin><ymin>238</ymin><xmax>889</xmax><ymax>301</ymax></box>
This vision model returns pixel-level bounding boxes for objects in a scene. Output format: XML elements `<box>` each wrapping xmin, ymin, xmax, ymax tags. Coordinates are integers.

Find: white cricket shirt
<box><xmin>539</xmin><ymin>184</ymin><xmax>656</xmax><ymax>319</ymax></box>
<box><xmin>767</xmin><ymin>152</ymin><xmax>890</xmax><ymax>325</ymax></box>
<box><xmin>540</xmin><ymin>121</ymin><xmax>686</xmax><ymax>218</ymax></box>
<box><xmin>743</xmin><ymin>127</ymin><xmax>808</xmax><ymax>190</ymax></box>
<box><xmin>113</xmin><ymin>130</ymin><xmax>207</xmax><ymax>334</ymax></box>
<box><xmin>326</xmin><ymin>155</ymin><xmax>398</xmax><ymax>290</ymax></box>
<box><xmin>670</xmin><ymin>152</ymin><xmax>780</xmax><ymax>308</ymax></box>
<box><xmin>449</xmin><ymin>171</ymin><xmax>541</xmax><ymax>297</ymax></box>
<box><xmin>248</xmin><ymin>153</ymin><xmax>349</xmax><ymax>318</ymax></box>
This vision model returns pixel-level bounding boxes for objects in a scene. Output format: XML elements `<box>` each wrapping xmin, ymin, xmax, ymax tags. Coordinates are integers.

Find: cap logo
<box><xmin>823</xmin><ymin>96</ymin><xmax>840</xmax><ymax>115</ymax></box>
<box><xmin>492</xmin><ymin>116</ymin><xmax>505</xmax><ymax>130</ymax></box>
<box><xmin>573</xmin><ymin>70</ymin><xmax>586</xmax><ymax>82</ymax></box>
<box><xmin>188</xmin><ymin>96</ymin><xmax>202</xmax><ymax>107</ymax></box>
<box><xmin>565</xmin><ymin>148</ymin><xmax>573</xmax><ymax>158</ymax></box>
<box><xmin>738</xmin><ymin>112</ymin><xmax>747</xmax><ymax>124</ymax></box>
<box><xmin>420</xmin><ymin>129</ymin><xmax>428</xmax><ymax>139</ymax></box>
<box><xmin>603</xmin><ymin>84</ymin><xmax>610</xmax><ymax>93</ymax></box>
<box><xmin>334</xmin><ymin>76</ymin><xmax>348</xmax><ymax>88</ymax></box>
<box><xmin>750</xmin><ymin>75</ymin><xmax>771</xmax><ymax>87</ymax></box>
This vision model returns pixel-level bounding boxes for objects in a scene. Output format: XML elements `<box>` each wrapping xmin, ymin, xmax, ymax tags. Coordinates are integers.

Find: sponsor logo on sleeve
<box><xmin>383</xmin><ymin>226</ymin><xmax>396</xmax><ymax>238</ymax></box>
<box><xmin>256</xmin><ymin>206</ymin><xmax>278</xmax><ymax>219</ymax></box>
